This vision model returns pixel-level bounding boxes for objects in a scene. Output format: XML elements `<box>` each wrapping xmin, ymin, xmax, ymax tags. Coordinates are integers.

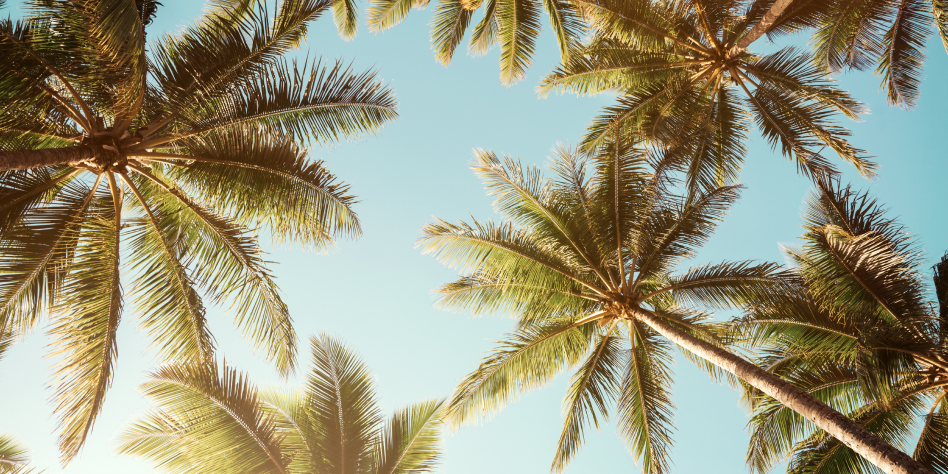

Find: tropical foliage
<box><xmin>540</xmin><ymin>0</ymin><xmax>873</xmax><ymax>190</ymax></box>
<box><xmin>418</xmin><ymin>139</ymin><xmax>923</xmax><ymax>473</ymax></box>
<box><xmin>0</xmin><ymin>434</ymin><xmax>39</xmax><ymax>474</ymax></box>
<box><xmin>365</xmin><ymin>0</ymin><xmax>584</xmax><ymax>84</ymax></box>
<box><xmin>118</xmin><ymin>334</ymin><xmax>446</xmax><ymax>474</ymax></box>
<box><xmin>738</xmin><ymin>180</ymin><xmax>948</xmax><ymax>473</ymax></box>
<box><xmin>0</xmin><ymin>0</ymin><xmax>395</xmax><ymax>462</ymax></box>
<box><xmin>795</xmin><ymin>0</ymin><xmax>948</xmax><ymax>109</ymax></box>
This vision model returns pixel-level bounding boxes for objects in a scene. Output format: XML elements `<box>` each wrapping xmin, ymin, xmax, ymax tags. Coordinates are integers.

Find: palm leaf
<box><xmin>373</xmin><ymin>399</ymin><xmax>445</xmax><ymax>474</ymax></box>
<box><xmin>305</xmin><ymin>334</ymin><xmax>381</xmax><ymax>473</ymax></box>
<box><xmin>552</xmin><ymin>326</ymin><xmax>627</xmax><ymax>472</ymax></box>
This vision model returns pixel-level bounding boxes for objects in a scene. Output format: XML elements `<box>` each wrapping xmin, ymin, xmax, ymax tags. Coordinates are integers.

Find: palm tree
<box><xmin>539</xmin><ymin>0</ymin><xmax>874</xmax><ymax>191</ymax></box>
<box><xmin>738</xmin><ymin>180</ymin><xmax>948</xmax><ymax>473</ymax></box>
<box><xmin>0</xmin><ymin>0</ymin><xmax>395</xmax><ymax>463</ymax></box>
<box><xmin>418</xmin><ymin>140</ymin><xmax>929</xmax><ymax>474</ymax></box>
<box><xmin>117</xmin><ymin>334</ymin><xmax>445</xmax><ymax>474</ymax></box>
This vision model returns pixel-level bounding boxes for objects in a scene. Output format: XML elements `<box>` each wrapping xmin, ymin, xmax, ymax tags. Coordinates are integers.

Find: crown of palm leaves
<box><xmin>117</xmin><ymin>334</ymin><xmax>446</xmax><ymax>474</ymax></box>
<box><xmin>738</xmin><ymin>179</ymin><xmax>948</xmax><ymax>474</ymax></box>
<box><xmin>0</xmin><ymin>0</ymin><xmax>396</xmax><ymax>462</ymax></box>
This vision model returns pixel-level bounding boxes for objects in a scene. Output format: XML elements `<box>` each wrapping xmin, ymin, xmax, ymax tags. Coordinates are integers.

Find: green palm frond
<box><xmin>128</xmin><ymin>168</ymin><xmax>296</xmax><ymax>375</ymax></box>
<box><xmin>0</xmin><ymin>178</ymin><xmax>97</xmax><ymax>336</ymax></box>
<box><xmin>552</xmin><ymin>326</ymin><xmax>627</xmax><ymax>472</ymax></box>
<box><xmin>496</xmin><ymin>0</ymin><xmax>541</xmax><ymax>85</ymax></box>
<box><xmin>367</xmin><ymin>0</ymin><xmax>428</xmax><ymax>32</ymax></box>
<box><xmin>145</xmin><ymin>59</ymin><xmax>397</xmax><ymax>148</ymax></box>
<box><xmin>123</xmin><ymin>174</ymin><xmax>215</xmax><ymax>364</ymax></box>
<box><xmin>0</xmin><ymin>433</ymin><xmax>29</xmax><ymax>469</ymax></box>
<box><xmin>431</xmin><ymin>0</ymin><xmax>473</xmax><ymax>65</ymax></box>
<box><xmin>651</xmin><ymin>261</ymin><xmax>791</xmax><ymax>310</ymax></box>
<box><xmin>147</xmin><ymin>0</ymin><xmax>332</xmax><ymax>128</ymax></box>
<box><xmin>121</xmin><ymin>336</ymin><xmax>446</xmax><ymax>474</ymax></box>
<box><xmin>810</xmin><ymin>0</ymin><xmax>936</xmax><ymax>109</ymax></box>
<box><xmin>913</xmin><ymin>392</ymin><xmax>948</xmax><ymax>472</ymax></box>
<box><xmin>306</xmin><ymin>334</ymin><xmax>382</xmax><ymax>472</ymax></box>
<box><xmin>117</xmin><ymin>362</ymin><xmax>287</xmax><ymax>474</ymax></box>
<box><xmin>614</xmin><ymin>321</ymin><xmax>675</xmax><ymax>474</ymax></box>
<box><xmin>373</xmin><ymin>399</ymin><xmax>445</xmax><ymax>474</ymax></box>
<box><xmin>333</xmin><ymin>0</ymin><xmax>361</xmax><ymax>39</ymax></box>
<box><xmin>159</xmin><ymin>129</ymin><xmax>360</xmax><ymax>249</ymax></box>
<box><xmin>47</xmin><ymin>187</ymin><xmax>122</xmax><ymax>463</ymax></box>
<box><xmin>446</xmin><ymin>317</ymin><xmax>596</xmax><ymax>427</ymax></box>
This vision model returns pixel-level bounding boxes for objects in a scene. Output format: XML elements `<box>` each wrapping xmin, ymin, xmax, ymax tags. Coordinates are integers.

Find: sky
<box><xmin>1</xmin><ymin>1</ymin><xmax>947</xmax><ymax>473</ymax></box>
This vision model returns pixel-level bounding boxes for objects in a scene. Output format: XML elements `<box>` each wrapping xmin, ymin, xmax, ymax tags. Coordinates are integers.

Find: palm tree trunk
<box><xmin>0</xmin><ymin>145</ymin><xmax>99</xmax><ymax>171</ymax></box>
<box><xmin>632</xmin><ymin>307</ymin><xmax>932</xmax><ymax>474</ymax></box>
<box><xmin>729</xmin><ymin>0</ymin><xmax>794</xmax><ymax>56</ymax></box>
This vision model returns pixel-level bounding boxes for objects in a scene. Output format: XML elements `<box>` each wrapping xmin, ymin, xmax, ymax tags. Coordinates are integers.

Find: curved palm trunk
<box><xmin>0</xmin><ymin>145</ymin><xmax>98</xmax><ymax>171</ymax></box>
<box><xmin>632</xmin><ymin>307</ymin><xmax>932</xmax><ymax>474</ymax></box>
<box><xmin>729</xmin><ymin>0</ymin><xmax>794</xmax><ymax>55</ymax></box>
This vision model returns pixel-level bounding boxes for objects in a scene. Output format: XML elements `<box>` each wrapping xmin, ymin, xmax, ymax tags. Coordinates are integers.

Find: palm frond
<box><xmin>147</xmin><ymin>0</ymin><xmax>332</xmax><ymax>131</ymax></box>
<box><xmin>305</xmin><ymin>334</ymin><xmax>381</xmax><ymax>473</ymax></box>
<box><xmin>128</xmin><ymin>167</ymin><xmax>296</xmax><ymax>375</ymax></box>
<box><xmin>430</xmin><ymin>0</ymin><xmax>473</xmax><ymax>65</ymax></box>
<box><xmin>552</xmin><ymin>326</ymin><xmax>627</xmax><ymax>472</ymax></box>
<box><xmin>157</xmin><ymin>128</ymin><xmax>360</xmax><ymax>250</ymax></box>
<box><xmin>445</xmin><ymin>317</ymin><xmax>597</xmax><ymax>427</ymax></box>
<box><xmin>47</xmin><ymin>187</ymin><xmax>122</xmax><ymax>463</ymax></box>
<box><xmin>614</xmin><ymin>321</ymin><xmax>675</xmax><ymax>474</ymax></box>
<box><xmin>913</xmin><ymin>392</ymin><xmax>948</xmax><ymax>472</ymax></box>
<box><xmin>123</xmin><ymin>174</ymin><xmax>215</xmax><ymax>364</ymax></box>
<box><xmin>373</xmin><ymin>399</ymin><xmax>445</xmax><ymax>474</ymax></box>
<box><xmin>118</xmin><ymin>362</ymin><xmax>287</xmax><ymax>474</ymax></box>
<box><xmin>146</xmin><ymin>59</ymin><xmax>397</xmax><ymax>148</ymax></box>
<box><xmin>367</xmin><ymin>0</ymin><xmax>428</xmax><ymax>32</ymax></box>
<box><xmin>332</xmin><ymin>0</ymin><xmax>360</xmax><ymax>39</ymax></box>
<box><xmin>0</xmin><ymin>178</ymin><xmax>97</xmax><ymax>337</ymax></box>
<box><xmin>876</xmin><ymin>0</ymin><xmax>929</xmax><ymax>108</ymax></box>
<box><xmin>495</xmin><ymin>0</ymin><xmax>540</xmax><ymax>84</ymax></box>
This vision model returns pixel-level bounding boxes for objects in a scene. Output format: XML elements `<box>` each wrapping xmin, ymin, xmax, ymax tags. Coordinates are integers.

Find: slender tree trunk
<box><xmin>632</xmin><ymin>307</ymin><xmax>933</xmax><ymax>474</ymax></box>
<box><xmin>0</xmin><ymin>145</ymin><xmax>99</xmax><ymax>171</ymax></box>
<box><xmin>729</xmin><ymin>0</ymin><xmax>794</xmax><ymax>56</ymax></box>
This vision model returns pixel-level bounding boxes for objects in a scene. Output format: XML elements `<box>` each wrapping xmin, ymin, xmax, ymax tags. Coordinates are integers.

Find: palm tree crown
<box><xmin>0</xmin><ymin>0</ymin><xmax>395</xmax><ymax>462</ymax></box>
<box><xmin>540</xmin><ymin>0</ymin><xmax>874</xmax><ymax>189</ymax></box>
<box><xmin>118</xmin><ymin>334</ymin><xmax>446</xmax><ymax>474</ymax></box>
<box><xmin>739</xmin><ymin>180</ymin><xmax>948</xmax><ymax>473</ymax></box>
<box><xmin>418</xmin><ymin>140</ymin><xmax>927</xmax><ymax>474</ymax></box>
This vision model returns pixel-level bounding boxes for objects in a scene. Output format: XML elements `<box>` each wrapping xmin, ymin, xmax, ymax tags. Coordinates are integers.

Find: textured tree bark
<box><xmin>730</xmin><ymin>0</ymin><xmax>795</xmax><ymax>55</ymax></box>
<box><xmin>0</xmin><ymin>145</ymin><xmax>99</xmax><ymax>171</ymax></box>
<box><xmin>632</xmin><ymin>307</ymin><xmax>933</xmax><ymax>474</ymax></box>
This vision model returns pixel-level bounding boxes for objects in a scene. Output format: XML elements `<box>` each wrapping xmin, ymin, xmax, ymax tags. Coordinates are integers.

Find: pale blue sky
<box><xmin>1</xmin><ymin>2</ymin><xmax>947</xmax><ymax>473</ymax></box>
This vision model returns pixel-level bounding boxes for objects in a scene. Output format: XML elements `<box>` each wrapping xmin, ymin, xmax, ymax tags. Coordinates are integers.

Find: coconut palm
<box><xmin>419</xmin><ymin>139</ymin><xmax>931</xmax><ymax>474</ymax></box>
<box><xmin>738</xmin><ymin>180</ymin><xmax>948</xmax><ymax>473</ymax></box>
<box><xmin>539</xmin><ymin>0</ymin><xmax>873</xmax><ymax>191</ymax></box>
<box><xmin>117</xmin><ymin>333</ymin><xmax>445</xmax><ymax>474</ymax></box>
<box><xmin>0</xmin><ymin>0</ymin><xmax>396</xmax><ymax>463</ymax></box>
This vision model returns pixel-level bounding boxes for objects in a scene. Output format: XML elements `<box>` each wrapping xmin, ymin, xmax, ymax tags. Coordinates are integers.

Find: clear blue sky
<box><xmin>1</xmin><ymin>1</ymin><xmax>947</xmax><ymax>473</ymax></box>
